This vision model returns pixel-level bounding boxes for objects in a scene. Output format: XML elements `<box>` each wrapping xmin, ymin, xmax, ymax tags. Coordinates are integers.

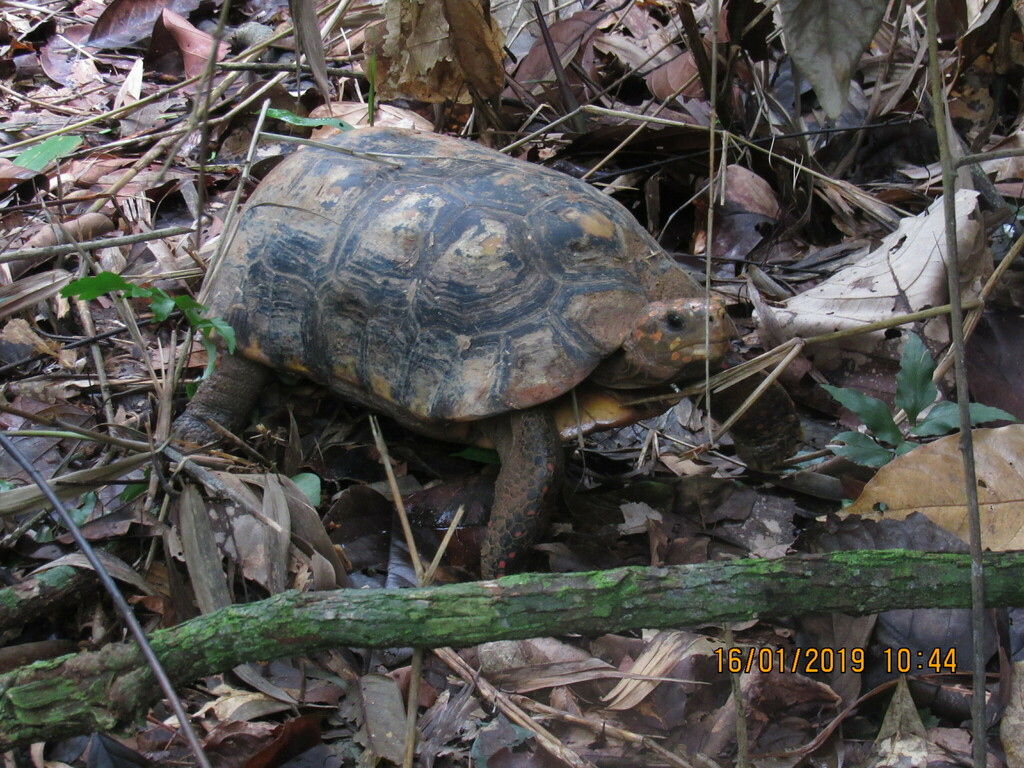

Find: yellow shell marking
<box><xmin>577</xmin><ymin>213</ymin><xmax>615</xmax><ymax>239</ymax></box>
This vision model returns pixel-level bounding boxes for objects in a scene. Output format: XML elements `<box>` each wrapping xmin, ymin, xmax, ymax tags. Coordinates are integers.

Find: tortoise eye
<box><xmin>665</xmin><ymin>311</ymin><xmax>685</xmax><ymax>331</ymax></box>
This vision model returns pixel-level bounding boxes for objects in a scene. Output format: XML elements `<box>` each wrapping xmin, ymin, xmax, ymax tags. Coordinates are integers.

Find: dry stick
<box><xmin>434</xmin><ymin>647</ymin><xmax>599</xmax><ymax>768</ymax></box>
<box><xmin>925</xmin><ymin>4</ymin><xmax>986</xmax><ymax>767</ymax></box>
<box><xmin>367</xmin><ymin>416</ymin><xmax>424</xmax><ymax>768</ymax></box>
<box><xmin>512</xmin><ymin>696</ymin><xmax>706</xmax><ymax>768</ymax></box>
<box><xmin>704</xmin><ymin>5</ymin><xmax>747</xmax><ymax>764</ymax></box>
<box><xmin>71</xmin><ymin>295</ymin><xmax>116</xmax><ymax>428</ymax></box>
<box><xmin>1</xmin><ymin>226</ymin><xmax>195</xmax><ymax>264</ymax></box>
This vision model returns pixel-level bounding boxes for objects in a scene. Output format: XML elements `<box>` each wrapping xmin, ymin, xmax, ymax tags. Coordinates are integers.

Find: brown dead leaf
<box><xmin>510</xmin><ymin>9</ymin><xmax>605</xmax><ymax>100</ymax></box>
<box><xmin>0</xmin><ymin>159</ymin><xmax>45</xmax><ymax>197</ymax></box>
<box><xmin>372</xmin><ymin>0</ymin><xmax>500</xmax><ymax>103</ymax></box>
<box><xmin>1</xmin><ymin>319</ymin><xmax>73</xmax><ymax>367</ymax></box>
<box><xmin>441</xmin><ymin>0</ymin><xmax>505</xmax><ymax>99</ymax></box>
<box><xmin>86</xmin><ymin>0</ymin><xmax>202</xmax><ymax>49</ymax></box>
<box><xmin>178</xmin><ymin>484</ymin><xmax>233</xmax><ymax>614</ymax></box>
<box><xmin>844</xmin><ymin>425</ymin><xmax>1024</xmax><ymax>550</ymax></box>
<box><xmin>155</xmin><ymin>9</ymin><xmax>229</xmax><ymax>80</ymax></box>
<box><xmin>289</xmin><ymin>0</ymin><xmax>331</xmax><ymax>104</ymax></box>
<box><xmin>645</xmin><ymin>50</ymin><xmax>704</xmax><ymax>99</ymax></box>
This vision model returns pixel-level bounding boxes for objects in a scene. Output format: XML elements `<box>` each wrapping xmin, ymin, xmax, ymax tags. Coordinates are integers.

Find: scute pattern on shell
<box><xmin>204</xmin><ymin>128</ymin><xmax>688</xmax><ymax>426</ymax></box>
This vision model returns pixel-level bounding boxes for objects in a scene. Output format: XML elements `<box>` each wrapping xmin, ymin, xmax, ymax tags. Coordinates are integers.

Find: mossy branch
<box><xmin>3</xmin><ymin>550</ymin><xmax>1024</xmax><ymax>749</ymax></box>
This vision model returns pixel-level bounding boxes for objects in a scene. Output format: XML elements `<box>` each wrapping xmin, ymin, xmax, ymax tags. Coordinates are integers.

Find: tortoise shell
<box><xmin>204</xmin><ymin>127</ymin><xmax>707</xmax><ymax>429</ymax></box>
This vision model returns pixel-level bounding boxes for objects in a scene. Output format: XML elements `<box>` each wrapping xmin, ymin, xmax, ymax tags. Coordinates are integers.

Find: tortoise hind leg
<box><xmin>173</xmin><ymin>354</ymin><xmax>270</xmax><ymax>444</ymax></box>
<box><xmin>709</xmin><ymin>376</ymin><xmax>801</xmax><ymax>470</ymax></box>
<box><xmin>479</xmin><ymin>408</ymin><xmax>563</xmax><ymax>578</ymax></box>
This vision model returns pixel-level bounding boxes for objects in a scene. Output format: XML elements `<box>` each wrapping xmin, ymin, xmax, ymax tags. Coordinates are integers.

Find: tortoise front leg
<box><xmin>479</xmin><ymin>408</ymin><xmax>564</xmax><ymax>578</ymax></box>
<box><xmin>173</xmin><ymin>354</ymin><xmax>270</xmax><ymax>444</ymax></box>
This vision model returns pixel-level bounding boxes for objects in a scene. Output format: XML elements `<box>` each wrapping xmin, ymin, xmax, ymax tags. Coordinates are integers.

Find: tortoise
<box><xmin>174</xmin><ymin>127</ymin><xmax>800</xmax><ymax>577</ymax></box>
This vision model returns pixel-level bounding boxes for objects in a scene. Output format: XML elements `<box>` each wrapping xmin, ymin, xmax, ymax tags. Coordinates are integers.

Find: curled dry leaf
<box><xmin>289</xmin><ymin>0</ymin><xmax>331</xmax><ymax>104</ymax></box>
<box><xmin>156</xmin><ymin>9</ymin><xmax>229</xmax><ymax>80</ymax></box>
<box><xmin>603</xmin><ymin>631</ymin><xmax>711</xmax><ymax>710</ymax></box>
<box><xmin>86</xmin><ymin>0</ymin><xmax>202</xmax><ymax>49</ymax></box>
<box><xmin>645</xmin><ymin>50</ymin><xmax>704</xmax><ymax>100</ymax></box>
<box><xmin>371</xmin><ymin>0</ymin><xmax>504</xmax><ymax>103</ymax></box>
<box><xmin>844</xmin><ymin>425</ymin><xmax>1024</xmax><ymax>551</ymax></box>
<box><xmin>1</xmin><ymin>319</ymin><xmax>75</xmax><ymax>368</ymax></box>
<box><xmin>510</xmin><ymin>10</ymin><xmax>605</xmax><ymax>99</ymax></box>
<box><xmin>0</xmin><ymin>270</ymin><xmax>74</xmax><ymax>320</ymax></box>
<box><xmin>768</xmin><ymin>190</ymin><xmax>985</xmax><ymax>368</ymax></box>
<box><xmin>441</xmin><ymin>0</ymin><xmax>505</xmax><ymax>99</ymax></box>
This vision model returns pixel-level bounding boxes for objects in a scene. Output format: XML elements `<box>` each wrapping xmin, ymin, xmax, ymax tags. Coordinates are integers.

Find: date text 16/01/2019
<box><xmin>713</xmin><ymin>646</ymin><xmax>958</xmax><ymax>674</ymax></box>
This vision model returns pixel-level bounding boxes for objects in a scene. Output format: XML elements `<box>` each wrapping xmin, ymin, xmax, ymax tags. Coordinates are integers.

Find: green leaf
<box><xmin>173</xmin><ymin>295</ymin><xmax>204</xmax><ymax>313</ymax></box>
<box><xmin>822</xmin><ymin>384</ymin><xmax>903</xmax><ymax>445</ymax></box>
<box><xmin>119</xmin><ymin>483</ymin><xmax>148</xmax><ymax>503</ymax></box>
<box><xmin>265</xmin><ymin>108</ymin><xmax>353</xmax><ymax>131</ymax></box>
<box><xmin>149</xmin><ymin>292</ymin><xmax>176</xmax><ymax>321</ymax></box>
<box><xmin>914</xmin><ymin>401</ymin><xmax>1019</xmax><ymax>437</ymax></box>
<box><xmin>968</xmin><ymin>403</ymin><xmax>1019</xmax><ymax>425</ymax></box>
<box><xmin>829</xmin><ymin>430</ymin><xmax>895</xmax><ymax>467</ymax></box>
<box><xmin>206</xmin><ymin>316</ymin><xmax>235</xmax><ymax>352</ymax></box>
<box><xmin>894</xmin><ymin>334</ymin><xmax>937</xmax><ymax>425</ymax></box>
<box><xmin>14</xmin><ymin>134</ymin><xmax>83</xmax><ymax>171</ymax></box>
<box><xmin>291</xmin><ymin>472</ymin><xmax>322</xmax><ymax>507</ymax></box>
<box><xmin>61</xmin><ymin>272</ymin><xmax>133</xmax><ymax>300</ymax></box>
<box><xmin>452</xmin><ymin>446</ymin><xmax>500</xmax><ymax>464</ymax></box>
<box><xmin>68</xmin><ymin>491</ymin><xmax>97</xmax><ymax>526</ymax></box>
<box><xmin>911</xmin><ymin>401</ymin><xmax>958</xmax><ymax>437</ymax></box>
<box><xmin>893</xmin><ymin>440</ymin><xmax>915</xmax><ymax>456</ymax></box>
<box><xmin>200</xmin><ymin>336</ymin><xmax>219</xmax><ymax>380</ymax></box>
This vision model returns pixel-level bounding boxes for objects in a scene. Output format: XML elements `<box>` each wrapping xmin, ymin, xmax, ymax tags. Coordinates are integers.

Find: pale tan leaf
<box><xmin>602</xmin><ymin>631</ymin><xmax>711</xmax><ymax>710</ymax></box>
<box><xmin>844</xmin><ymin>425</ymin><xmax>1024</xmax><ymax>550</ymax></box>
<box><xmin>1</xmin><ymin>319</ymin><xmax>62</xmax><ymax>358</ymax></box>
<box><xmin>0</xmin><ymin>270</ymin><xmax>73</xmax><ymax>319</ymax></box>
<box><xmin>308</xmin><ymin>102</ymin><xmax>433</xmax><ymax>135</ymax></box>
<box><xmin>769</xmin><ymin>190</ymin><xmax>984</xmax><ymax>369</ymax></box>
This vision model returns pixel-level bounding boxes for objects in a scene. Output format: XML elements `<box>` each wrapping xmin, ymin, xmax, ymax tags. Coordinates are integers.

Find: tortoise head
<box><xmin>590</xmin><ymin>298</ymin><xmax>735</xmax><ymax>389</ymax></box>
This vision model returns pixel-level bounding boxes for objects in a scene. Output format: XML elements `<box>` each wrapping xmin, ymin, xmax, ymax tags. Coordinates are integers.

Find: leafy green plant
<box><xmin>824</xmin><ymin>334</ymin><xmax>1016</xmax><ymax>467</ymax></box>
<box><xmin>61</xmin><ymin>272</ymin><xmax>235</xmax><ymax>379</ymax></box>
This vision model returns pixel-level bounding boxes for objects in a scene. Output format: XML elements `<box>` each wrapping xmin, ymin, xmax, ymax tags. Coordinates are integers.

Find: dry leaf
<box><xmin>308</xmin><ymin>102</ymin><xmax>433</xmax><ymax>136</ymax></box>
<box><xmin>441</xmin><ymin>0</ymin><xmax>505</xmax><ymax>98</ymax></box>
<box><xmin>844</xmin><ymin>425</ymin><xmax>1024</xmax><ymax>550</ymax></box>
<box><xmin>769</xmin><ymin>190</ymin><xmax>984</xmax><ymax>368</ymax></box>
<box><xmin>779</xmin><ymin>0</ymin><xmax>888</xmax><ymax>118</ymax></box>
<box><xmin>372</xmin><ymin>0</ymin><xmax>503</xmax><ymax>103</ymax></box>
